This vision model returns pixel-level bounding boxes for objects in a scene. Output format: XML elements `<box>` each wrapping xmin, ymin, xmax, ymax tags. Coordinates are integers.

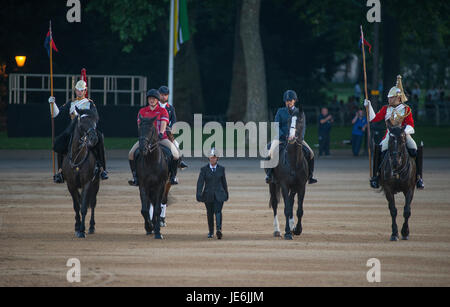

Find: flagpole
<box><xmin>360</xmin><ymin>25</ymin><xmax>372</xmax><ymax>178</ymax></box>
<box><xmin>168</xmin><ymin>0</ymin><xmax>175</xmax><ymax>106</ymax></box>
<box><xmin>49</xmin><ymin>20</ymin><xmax>56</xmax><ymax>176</ymax></box>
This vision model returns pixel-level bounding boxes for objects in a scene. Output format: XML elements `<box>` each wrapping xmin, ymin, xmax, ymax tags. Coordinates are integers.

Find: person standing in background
<box><xmin>318</xmin><ymin>107</ymin><xmax>333</xmax><ymax>156</ymax></box>
<box><xmin>351</xmin><ymin>109</ymin><xmax>368</xmax><ymax>156</ymax></box>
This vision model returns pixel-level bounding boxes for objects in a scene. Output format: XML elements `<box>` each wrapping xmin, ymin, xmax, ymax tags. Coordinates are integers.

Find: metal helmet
<box><xmin>75</xmin><ymin>80</ymin><xmax>87</xmax><ymax>91</ymax></box>
<box><xmin>283</xmin><ymin>90</ymin><xmax>298</xmax><ymax>102</ymax></box>
<box><xmin>158</xmin><ymin>86</ymin><xmax>170</xmax><ymax>95</ymax></box>
<box><xmin>208</xmin><ymin>147</ymin><xmax>218</xmax><ymax>158</ymax></box>
<box><xmin>146</xmin><ymin>89</ymin><xmax>160</xmax><ymax>101</ymax></box>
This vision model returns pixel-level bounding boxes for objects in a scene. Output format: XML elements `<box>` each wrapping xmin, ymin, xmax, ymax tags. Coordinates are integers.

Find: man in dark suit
<box><xmin>196</xmin><ymin>148</ymin><xmax>229</xmax><ymax>239</ymax></box>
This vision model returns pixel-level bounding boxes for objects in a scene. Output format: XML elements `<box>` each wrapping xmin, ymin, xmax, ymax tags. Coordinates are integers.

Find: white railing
<box><xmin>8</xmin><ymin>73</ymin><xmax>147</xmax><ymax>106</ymax></box>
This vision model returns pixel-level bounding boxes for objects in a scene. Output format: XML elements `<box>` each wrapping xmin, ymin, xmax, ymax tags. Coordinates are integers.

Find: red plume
<box><xmin>81</xmin><ymin>68</ymin><xmax>88</xmax><ymax>96</ymax></box>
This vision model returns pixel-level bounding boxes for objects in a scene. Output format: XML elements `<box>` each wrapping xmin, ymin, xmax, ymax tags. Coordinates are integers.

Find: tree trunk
<box><xmin>226</xmin><ymin>2</ymin><xmax>247</xmax><ymax>122</ymax></box>
<box><xmin>240</xmin><ymin>0</ymin><xmax>268</xmax><ymax>122</ymax></box>
<box><xmin>173</xmin><ymin>39</ymin><xmax>204</xmax><ymax>124</ymax></box>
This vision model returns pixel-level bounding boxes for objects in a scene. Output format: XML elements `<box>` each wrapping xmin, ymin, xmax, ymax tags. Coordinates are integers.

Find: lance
<box><xmin>49</xmin><ymin>20</ymin><xmax>55</xmax><ymax>176</ymax></box>
<box><xmin>360</xmin><ymin>25</ymin><xmax>373</xmax><ymax>178</ymax></box>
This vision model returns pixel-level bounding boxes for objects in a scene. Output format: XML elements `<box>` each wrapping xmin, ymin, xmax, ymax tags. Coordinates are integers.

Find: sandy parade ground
<box><xmin>0</xmin><ymin>149</ymin><xmax>449</xmax><ymax>287</ymax></box>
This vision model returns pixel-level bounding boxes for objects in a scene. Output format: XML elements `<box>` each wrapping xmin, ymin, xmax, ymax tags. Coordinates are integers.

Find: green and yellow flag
<box><xmin>173</xmin><ymin>0</ymin><xmax>190</xmax><ymax>56</ymax></box>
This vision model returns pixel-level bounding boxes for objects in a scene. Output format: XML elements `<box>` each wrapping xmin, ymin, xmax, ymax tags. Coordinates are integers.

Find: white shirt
<box><xmin>209</xmin><ymin>164</ymin><xmax>217</xmax><ymax>172</ymax></box>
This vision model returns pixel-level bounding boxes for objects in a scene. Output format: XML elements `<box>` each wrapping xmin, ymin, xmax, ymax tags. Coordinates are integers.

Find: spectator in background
<box><xmin>318</xmin><ymin>107</ymin><xmax>333</xmax><ymax>156</ymax></box>
<box><xmin>351</xmin><ymin>109</ymin><xmax>368</xmax><ymax>156</ymax></box>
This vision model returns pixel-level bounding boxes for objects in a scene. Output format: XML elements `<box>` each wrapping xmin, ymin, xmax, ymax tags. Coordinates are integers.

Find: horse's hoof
<box><xmin>155</xmin><ymin>233</ymin><xmax>163</xmax><ymax>240</ymax></box>
<box><xmin>88</xmin><ymin>229</ymin><xmax>95</xmax><ymax>235</ymax></box>
<box><xmin>146</xmin><ymin>231</ymin><xmax>153</xmax><ymax>235</ymax></box>
<box><xmin>76</xmin><ymin>232</ymin><xmax>86</xmax><ymax>238</ymax></box>
<box><xmin>390</xmin><ymin>235</ymin><xmax>399</xmax><ymax>241</ymax></box>
<box><xmin>293</xmin><ymin>227</ymin><xmax>302</xmax><ymax>236</ymax></box>
<box><xmin>402</xmin><ymin>236</ymin><xmax>409</xmax><ymax>241</ymax></box>
<box><xmin>284</xmin><ymin>233</ymin><xmax>293</xmax><ymax>240</ymax></box>
<box><xmin>273</xmin><ymin>231</ymin><xmax>281</xmax><ymax>238</ymax></box>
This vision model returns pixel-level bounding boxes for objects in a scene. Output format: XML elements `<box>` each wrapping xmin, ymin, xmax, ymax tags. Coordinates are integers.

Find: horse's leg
<box><xmin>152</xmin><ymin>185</ymin><xmax>164</xmax><ymax>239</ymax></box>
<box><xmin>77</xmin><ymin>184</ymin><xmax>91</xmax><ymax>238</ymax></box>
<box><xmin>269</xmin><ymin>183</ymin><xmax>281</xmax><ymax>237</ymax></box>
<box><xmin>401</xmin><ymin>189</ymin><xmax>414</xmax><ymax>240</ymax></box>
<box><xmin>160</xmin><ymin>182</ymin><xmax>171</xmax><ymax>227</ymax></box>
<box><xmin>386</xmin><ymin>190</ymin><xmax>399</xmax><ymax>241</ymax></box>
<box><xmin>139</xmin><ymin>186</ymin><xmax>152</xmax><ymax>235</ymax></box>
<box><xmin>281</xmin><ymin>185</ymin><xmax>294</xmax><ymax>240</ymax></box>
<box><xmin>69</xmin><ymin>186</ymin><xmax>81</xmax><ymax>235</ymax></box>
<box><xmin>294</xmin><ymin>185</ymin><xmax>305</xmax><ymax>236</ymax></box>
<box><xmin>88</xmin><ymin>181</ymin><xmax>99</xmax><ymax>235</ymax></box>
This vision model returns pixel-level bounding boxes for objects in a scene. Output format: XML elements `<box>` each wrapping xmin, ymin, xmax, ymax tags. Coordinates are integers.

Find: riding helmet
<box><xmin>146</xmin><ymin>89</ymin><xmax>161</xmax><ymax>101</ymax></box>
<box><xmin>283</xmin><ymin>90</ymin><xmax>298</xmax><ymax>102</ymax></box>
<box><xmin>158</xmin><ymin>86</ymin><xmax>170</xmax><ymax>95</ymax></box>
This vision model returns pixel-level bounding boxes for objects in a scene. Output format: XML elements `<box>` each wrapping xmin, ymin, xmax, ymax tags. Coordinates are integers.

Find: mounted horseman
<box><xmin>364</xmin><ymin>75</ymin><xmax>424</xmax><ymax>190</ymax></box>
<box><xmin>265</xmin><ymin>90</ymin><xmax>317</xmax><ymax>185</ymax></box>
<box><xmin>48</xmin><ymin>76</ymin><xmax>108</xmax><ymax>184</ymax></box>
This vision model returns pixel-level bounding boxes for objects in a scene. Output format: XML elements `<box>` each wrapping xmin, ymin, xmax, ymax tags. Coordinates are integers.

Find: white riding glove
<box><xmin>48</xmin><ymin>96</ymin><xmax>59</xmax><ymax>118</ymax></box>
<box><xmin>364</xmin><ymin>99</ymin><xmax>375</xmax><ymax>122</ymax></box>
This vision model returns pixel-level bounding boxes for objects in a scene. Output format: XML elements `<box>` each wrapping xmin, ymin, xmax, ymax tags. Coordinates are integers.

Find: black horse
<box><xmin>62</xmin><ymin>107</ymin><xmax>100</xmax><ymax>238</ymax></box>
<box><xmin>269</xmin><ymin>110</ymin><xmax>309</xmax><ymax>240</ymax></box>
<box><xmin>379</xmin><ymin>124</ymin><xmax>417</xmax><ymax>241</ymax></box>
<box><xmin>135</xmin><ymin>116</ymin><xmax>171</xmax><ymax>240</ymax></box>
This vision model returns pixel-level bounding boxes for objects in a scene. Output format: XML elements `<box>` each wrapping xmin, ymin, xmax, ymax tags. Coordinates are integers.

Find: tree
<box><xmin>240</xmin><ymin>0</ymin><xmax>268</xmax><ymax>122</ymax></box>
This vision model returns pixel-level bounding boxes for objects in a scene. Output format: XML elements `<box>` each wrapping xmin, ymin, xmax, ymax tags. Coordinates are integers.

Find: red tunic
<box><xmin>371</xmin><ymin>105</ymin><xmax>414</xmax><ymax>139</ymax></box>
<box><xmin>137</xmin><ymin>105</ymin><xmax>170</xmax><ymax>140</ymax></box>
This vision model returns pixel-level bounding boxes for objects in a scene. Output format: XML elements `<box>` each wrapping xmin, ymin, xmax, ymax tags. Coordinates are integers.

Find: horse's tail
<box><xmin>269</xmin><ymin>183</ymin><xmax>280</xmax><ymax>208</ymax></box>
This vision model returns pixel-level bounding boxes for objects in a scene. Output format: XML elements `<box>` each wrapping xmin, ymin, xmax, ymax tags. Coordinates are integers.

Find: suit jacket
<box><xmin>196</xmin><ymin>164</ymin><xmax>229</xmax><ymax>203</ymax></box>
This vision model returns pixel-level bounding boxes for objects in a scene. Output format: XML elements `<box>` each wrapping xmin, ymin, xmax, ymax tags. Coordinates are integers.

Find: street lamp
<box><xmin>15</xmin><ymin>56</ymin><xmax>27</xmax><ymax>68</ymax></box>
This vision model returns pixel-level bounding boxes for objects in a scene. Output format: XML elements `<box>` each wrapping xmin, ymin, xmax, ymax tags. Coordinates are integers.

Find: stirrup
<box><xmin>416</xmin><ymin>178</ymin><xmax>424</xmax><ymax>190</ymax></box>
<box><xmin>100</xmin><ymin>170</ymin><xmax>109</xmax><ymax>180</ymax></box>
<box><xmin>179</xmin><ymin>161</ymin><xmax>188</xmax><ymax>169</ymax></box>
<box><xmin>170</xmin><ymin>177</ymin><xmax>179</xmax><ymax>185</ymax></box>
<box><xmin>53</xmin><ymin>172</ymin><xmax>64</xmax><ymax>184</ymax></box>
<box><xmin>370</xmin><ymin>176</ymin><xmax>379</xmax><ymax>189</ymax></box>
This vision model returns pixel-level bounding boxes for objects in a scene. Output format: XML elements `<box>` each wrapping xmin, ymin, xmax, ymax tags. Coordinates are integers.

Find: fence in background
<box><xmin>8</xmin><ymin>73</ymin><xmax>147</xmax><ymax>106</ymax></box>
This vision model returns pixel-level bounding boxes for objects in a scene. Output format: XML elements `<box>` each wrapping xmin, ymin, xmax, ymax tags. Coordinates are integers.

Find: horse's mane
<box><xmin>77</xmin><ymin>108</ymin><xmax>99</xmax><ymax>122</ymax></box>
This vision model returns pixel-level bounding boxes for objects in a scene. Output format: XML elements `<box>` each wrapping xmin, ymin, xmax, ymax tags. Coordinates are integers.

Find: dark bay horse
<box><xmin>136</xmin><ymin>116</ymin><xmax>171</xmax><ymax>239</ymax></box>
<box><xmin>269</xmin><ymin>110</ymin><xmax>309</xmax><ymax>240</ymax></box>
<box><xmin>379</xmin><ymin>124</ymin><xmax>417</xmax><ymax>241</ymax></box>
<box><xmin>62</xmin><ymin>107</ymin><xmax>100</xmax><ymax>238</ymax></box>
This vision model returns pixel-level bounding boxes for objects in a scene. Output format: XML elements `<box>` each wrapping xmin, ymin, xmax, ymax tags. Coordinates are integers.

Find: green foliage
<box><xmin>87</xmin><ymin>0</ymin><xmax>167</xmax><ymax>53</ymax></box>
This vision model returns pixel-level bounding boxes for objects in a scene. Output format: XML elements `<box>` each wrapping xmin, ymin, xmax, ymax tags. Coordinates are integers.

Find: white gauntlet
<box><xmin>48</xmin><ymin>97</ymin><xmax>59</xmax><ymax>118</ymax></box>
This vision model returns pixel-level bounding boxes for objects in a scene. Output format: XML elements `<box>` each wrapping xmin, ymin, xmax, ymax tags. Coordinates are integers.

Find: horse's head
<box><xmin>75</xmin><ymin>107</ymin><xmax>99</xmax><ymax>148</ymax></box>
<box><xmin>138</xmin><ymin>115</ymin><xmax>158</xmax><ymax>155</ymax></box>
<box><xmin>287</xmin><ymin>109</ymin><xmax>305</xmax><ymax>145</ymax></box>
<box><xmin>387</xmin><ymin>123</ymin><xmax>407</xmax><ymax>171</ymax></box>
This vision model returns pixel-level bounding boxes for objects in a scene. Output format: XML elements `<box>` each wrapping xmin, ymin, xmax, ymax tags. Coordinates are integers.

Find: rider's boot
<box><xmin>416</xmin><ymin>145</ymin><xmax>424</xmax><ymax>189</ymax></box>
<box><xmin>170</xmin><ymin>159</ymin><xmax>179</xmax><ymax>185</ymax></box>
<box><xmin>53</xmin><ymin>153</ymin><xmax>64</xmax><ymax>184</ymax></box>
<box><xmin>307</xmin><ymin>157</ymin><xmax>318</xmax><ymax>184</ymax></box>
<box><xmin>370</xmin><ymin>145</ymin><xmax>382</xmax><ymax>189</ymax></box>
<box><xmin>128</xmin><ymin>159</ymin><xmax>139</xmax><ymax>186</ymax></box>
<box><xmin>95</xmin><ymin>134</ymin><xmax>108</xmax><ymax>180</ymax></box>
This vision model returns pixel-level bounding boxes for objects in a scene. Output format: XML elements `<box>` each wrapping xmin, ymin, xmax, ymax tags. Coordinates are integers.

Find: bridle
<box><xmin>69</xmin><ymin>116</ymin><xmax>97</xmax><ymax>170</ymax></box>
<box><xmin>388</xmin><ymin>131</ymin><xmax>409</xmax><ymax>179</ymax></box>
<box><xmin>139</xmin><ymin>124</ymin><xmax>159</xmax><ymax>155</ymax></box>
